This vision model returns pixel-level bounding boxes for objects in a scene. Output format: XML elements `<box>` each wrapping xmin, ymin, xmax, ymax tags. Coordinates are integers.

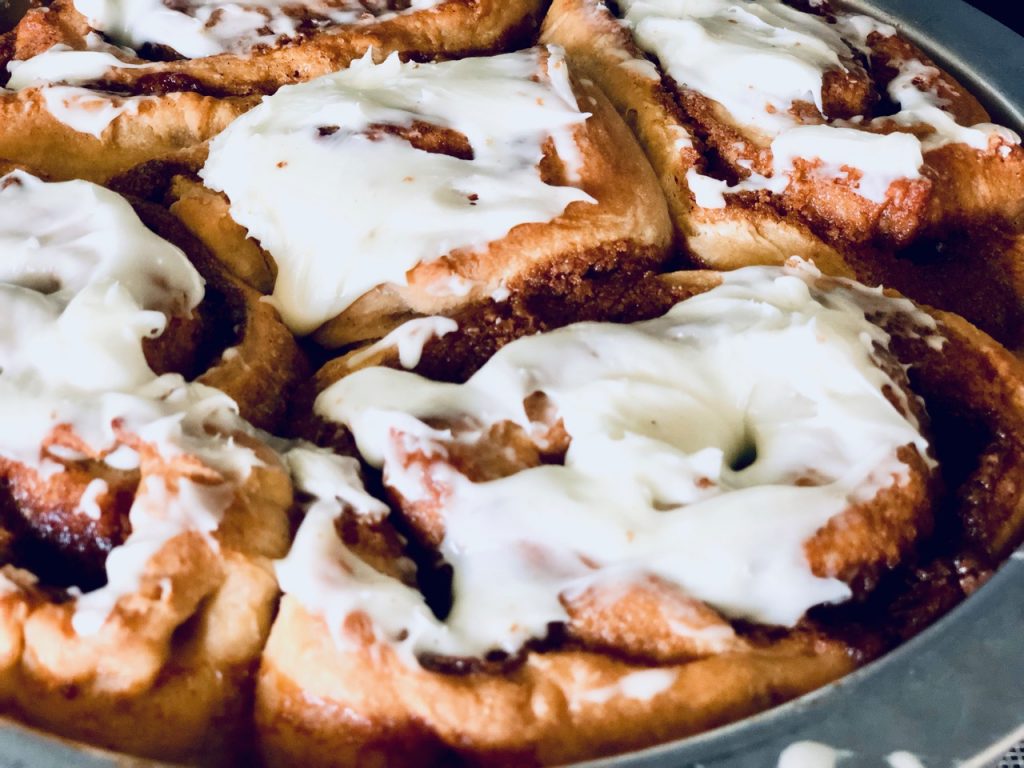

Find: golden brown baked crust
<box><xmin>842</xmin><ymin>230</ymin><xmax>1024</xmax><ymax>352</ymax></box>
<box><xmin>542</xmin><ymin>0</ymin><xmax>1024</xmax><ymax>246</ymax></box>
<box><xmin>0</xmin><ymin>6</ymin><xmax>259</xmax><ymax>182</ymax></box>
<box><xmin>0</xmin><ymin>460</ymin><xmax>290</xmax><ymax>761</ymax></box>
<box><xmin>0</xmin><ymin>0</ymin><xmax>1023</xmax><ymax>762</ymax></box>
<box><xmin>0</xmin><ymin>89</ymin><xmax>256</xmax><ymax>184</ymax></box>
<box><xmin>257</xmin><ymin>599</ymin><xmax>853</xmax><ymax>768</ymax></box>
<box><xmin>0</xmin><ymin>337</ymin><xmax>294</xmax><ymax>758</ymax></box>
<box><xmin>130</xmin><ymin>200</ymin><xmax>309</xmax><ymax>432</ymax></box>
<box><xmin>0</xmin><ymin>0</ymin><xmax>548</xmax><ymax>182</ymax></box>
<box><xmin>539</xmin><ymin>0</ymin><xmax>853</xmax><ymax>270</ymax></box>
<box><xmin>0</xmin><ymin>83</ymin><xmax>256</xmax><ymax>185</ymax></box>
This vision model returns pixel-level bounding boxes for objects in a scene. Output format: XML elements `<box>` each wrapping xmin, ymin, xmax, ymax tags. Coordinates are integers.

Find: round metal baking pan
<box><xmin>2</xmin><ymin>0</ymin><xmax>1023</xmax><ymax>765</ymax></box>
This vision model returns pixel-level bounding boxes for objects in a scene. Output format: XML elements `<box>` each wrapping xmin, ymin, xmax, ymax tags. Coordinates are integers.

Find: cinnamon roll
<box><xmin>3</xmin><ymin>0</ymin><xmax>545</xmax><ymax>94</ymax></box>
<box><xmin>540</xmin><ymin>0</ymin><xmax>1024</xmax><ymax>346</ymax></box>
<box><xmin>148</xmin><ymin>46</ymin><xmax>672</xmax><ymax>348</ymax></box>
<box><xmin>0</xmin><ymin>167</ymin><xmax>295</xmax><ymax>760</ymax></box>
<box><xmin>257</xmin><ymin>261</ymin><xmax>1024</xmax><ymax>767</ymax></box>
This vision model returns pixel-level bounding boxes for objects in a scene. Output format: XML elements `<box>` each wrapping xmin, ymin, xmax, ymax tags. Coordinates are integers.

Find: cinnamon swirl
<box><xmin>0</xmin><ymin>27</ymin><xmax>257</xmax><ymax>182</ymax></box>
<box><xmin>0</xmin><ymin>0</ymin><xmax>546</xmax><ymax>181</ymax></box>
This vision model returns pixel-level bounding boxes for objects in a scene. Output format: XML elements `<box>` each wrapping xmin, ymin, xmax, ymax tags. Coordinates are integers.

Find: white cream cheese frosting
<box><xmin>6</xmin><ymin>46</ymin><xmax>145</xmax><ymax>90</ymax></box>
<box><xmin>777</xmin><ymin>741</ymin><xmax>847</xmax><ymax>768</ymax></box>
<box><xmin>614</xmin><ymin>0</ymin><xmax>1020</xmax><ymax>205</ymax></box>
<box><xmin>686</xmin><ymin>125</ymin><xmax>925</xmax><ymax>207</ymax></box>
<box><xmin>71</xmin><ymin>0</ymin><xmax>444</xmax><ymax>58</ymax></box>
<box><xmin>575</xmin><ymin>668</ymin><xmax>679</xmax><ymax>707</ymax></box>
<box><xmin>0</xmin><ymin>171</ymin><xmax>259</xmax><ymax>635</ymax></box>
<box><xmin>880</xmin><ymin>57</ymin><xmax>1020</xmax><ymax>152</ymax></box>
<box><xmin>34</xmin><ymin>86</ymin><xmax>152</xmax><ymax>138</ymax></box>
<box><xmin>620</xmin><ymin>0</ymin><xmax>851</xmax><ymax>136</ymax></box>
<box><xmin>201</xmin><ymin>47</ymin><xmax>595</xmax><ymax>335</ymax></box>
<box><xmin>769</xmin><ymin>124</ymin><xmax>925</xmax><ymax>203</ymax></box>
<box><xmin>278</xmin><ymin>262</ymin><xmax>936</xmax><ymax>662</ymax></box>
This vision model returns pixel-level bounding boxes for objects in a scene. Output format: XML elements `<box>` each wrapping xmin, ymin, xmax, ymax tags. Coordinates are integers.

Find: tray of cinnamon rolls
<box><xmin>1</xmin><ymin>0</ymin><xmax>1022</xmax><ymax>765</ymax></box>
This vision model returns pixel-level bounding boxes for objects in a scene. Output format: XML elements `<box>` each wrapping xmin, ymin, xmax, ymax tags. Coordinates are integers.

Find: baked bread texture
<box><xmin>0</xmin><ymin>10</ymin><xmax>257</xmax><ymax>182</ymax></box>
<box><xmin>6</xmin><ymin>0</ymin><xmax>547</xmax><ymax>94</ymax></box>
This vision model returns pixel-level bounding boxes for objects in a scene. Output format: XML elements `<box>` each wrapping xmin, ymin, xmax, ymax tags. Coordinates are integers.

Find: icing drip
<box><xmin>201</xmin><ymin>47</ymin><xmax>595</xmax><ymax>334</ymax></box>
<box><xmin>279</xmin><ymin>263</ymin><xmax>935</xmax><ymax>662</ymax></box>
<box><xmin>832</xmin><ymin>15</ymin><xmax>1019</xmax><ymax>151</ymax></box>
<box><xmin>75</xmin><ymin>478</ymin><xmax>109</xmax><ymax>520</ymax></box>
<box><xmin>6</xmin><ymin>46</ymin><xmax>146</xmax><ymax>89</ymax></box>
<box><xmin>576</xmin><ymin>669</ymin><xmax>678</xmax><ymax>706</ymax></box>
<box><xmin>881</xmin><ymin>57</ymin><xmax>1020</xmax><ymax>152</ymax></box>
<box><xmin>6</xmin><ymin>44</ymin><xmax>153</xmax><ymax>137</ymax></box>
<box><xmin>685</xmin><ymin>123</ymin><xmax>925</xmax><ymax>206</ymax></box>
<box><xmin>769</xmin><ymin>125</ymin><xmax>924</xmax><ymax>203</ymax></box>
<box><xmin>0</xmin><ymin>171</ymin><xmax>259</xmax><ymax>634</ymax></box>
<box><xmin>348</xmin><ymin>316</ymin><xmax>459</xmax><ymax>370</ymax></box>
<box><xmin>832</xmin><ymin>13</ymin><xmax>897</xmax><ymax>54</ymax></box>
<box><xmin>37</xmin><ymin>86</ymin><xmax>151</xmax><ymax>138</ymax></box>
<box><xmin>71</xmin><ymin>0</ymin><xmax>445</xmax><ymax>58</ymax></box>
<box><xmin>275</xmin><ymin>446</ymin><xmax>425</xmax><ymax>650</ymax></box>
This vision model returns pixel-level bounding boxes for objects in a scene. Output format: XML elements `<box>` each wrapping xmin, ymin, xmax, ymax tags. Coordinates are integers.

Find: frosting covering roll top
<box><xmin>200</xmin><ymin>46</ymin><xmax>595</xmax><ymax>335</ymax></box>
<box><xmin>0</xmin><ymin>171</ymin><xmax>203</xmax><ymax>395</ymax></box>
<box><xmin>289</xmin><ymin>264</ymin><xmax>936</xmax><ymax>662</ymax></box>
<box><xmin>5</xmin><ymin>46</ymin><xmax>148</xmax><ymax>90</ymax></box>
